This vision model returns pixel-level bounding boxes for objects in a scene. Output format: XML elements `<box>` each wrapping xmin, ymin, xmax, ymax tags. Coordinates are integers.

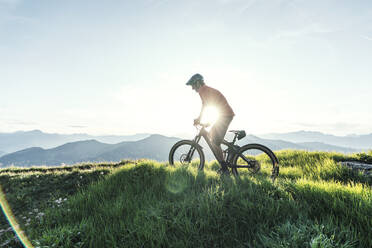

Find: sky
<box><xmin>1</xmin><ymin>0</ymin><xmax>371</xmax><ymax>137</ymax></box>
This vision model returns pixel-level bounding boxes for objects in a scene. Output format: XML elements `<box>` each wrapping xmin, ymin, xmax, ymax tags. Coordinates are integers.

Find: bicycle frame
<box><xmin>189</xmin><ymin>124</ymin><xmax>255</xmax><ymax>169</ymax></box>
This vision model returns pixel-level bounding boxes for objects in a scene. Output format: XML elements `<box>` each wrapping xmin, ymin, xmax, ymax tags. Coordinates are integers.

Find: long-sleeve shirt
<box><xmin>198</xmin><ymin>85</ymin><xmax>235</xmax><ymax>117</ymax></box>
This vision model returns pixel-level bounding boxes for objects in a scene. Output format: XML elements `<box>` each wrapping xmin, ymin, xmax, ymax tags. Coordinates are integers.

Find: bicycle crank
<box><xmin>248</xmin><ymin>160</ymin><xmax>261</xmax><ymax>173</ymax></box>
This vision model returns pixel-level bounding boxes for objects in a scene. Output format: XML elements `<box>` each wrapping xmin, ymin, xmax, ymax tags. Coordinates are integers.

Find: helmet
<box><xmin>186</xmin><ymin>73</ymin><xmax>204</xmax><ymax>86</ymax></box>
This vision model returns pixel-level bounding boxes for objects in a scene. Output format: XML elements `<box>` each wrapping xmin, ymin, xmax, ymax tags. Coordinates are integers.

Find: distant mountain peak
<box><xmin>246</xmin><ymin>134</ymin><xmax>261</xmax><ymax>140</ymax></box>
<box><xmin>58</xmin><ymin>139</ymin><xmax>104</xmax><ymax>147</ymax></box>
<box><xmin>30</xmin><ymin>129</ymin><xmax>43</xmax><ymax>133</ymax></box>
<box><xmin>260</xmin><ymin>130</ymin><xmax>372</xmax><ymax>149</ymax></box>
<box><xmin>291</xmin><ymin>130</ymin><xmax>326</xmax><ymax>135</ymax></box>
<box><xmin>12</xmin><ymin>129</ymin><xmax>43</xmax><ymax>134</ymax></box>
<box><xmin>13</xmin><ymin>147</ymin><xmax>45</xmax><ymax>154</ymax></box>
<box><xmin>142</xmin><ymin>134</ymin><xmax>169</xmax><ymax>142</ymax></box>
<box><xmin>148</xmin><ymin>134</ymin><xmax>166</xmax><ymax>138</ymax></box>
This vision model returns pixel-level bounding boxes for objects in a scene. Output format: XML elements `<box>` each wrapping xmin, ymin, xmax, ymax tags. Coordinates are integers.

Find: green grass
<box><xmin>0</xmin><ymin>151</ymin><xmax>371</xmax><ymax>247</ymax></box>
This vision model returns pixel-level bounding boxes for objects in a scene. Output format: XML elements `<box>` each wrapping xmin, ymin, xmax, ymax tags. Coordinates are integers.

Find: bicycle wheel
<box><xmin>231</xmin><ymin>143</ymin><xmax>279</xmax><ymax>180</ymax></box>
<box><xmin>169</xmin><ymin>140</ymin><xmax>205</xmax><ymax>170</ymax></box>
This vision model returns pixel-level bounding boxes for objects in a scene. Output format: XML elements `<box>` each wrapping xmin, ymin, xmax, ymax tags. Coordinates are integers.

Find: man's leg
<box><xmin>210</xmin><ymin>116</ymin><xmax>233</xmax><ymax>171</ymax></box>
<box><xmin>209</xmin><ymin>142</ymin><xmax>224</xmax><ymax>163</ymax></box>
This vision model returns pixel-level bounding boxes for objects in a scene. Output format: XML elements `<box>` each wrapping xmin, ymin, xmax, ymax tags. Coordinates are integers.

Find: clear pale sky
<box><xmin>1</xmin><ymin>0</ymin><xmax>371</xmax><ymax>137</ymax></box>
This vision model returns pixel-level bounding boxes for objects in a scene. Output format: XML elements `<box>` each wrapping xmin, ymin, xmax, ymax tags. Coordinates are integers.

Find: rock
<box><xmin>340</xmin><ymin>161</ymin><xmax>372</xmax><ymax>176</ymax></box>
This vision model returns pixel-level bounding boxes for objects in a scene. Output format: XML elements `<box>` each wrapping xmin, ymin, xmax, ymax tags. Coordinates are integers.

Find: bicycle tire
<box><xmin>169</xmin><ymin>140</ymin><xmax>205</xmax><ymax>170</ymax></box>
<box><xmin>231</xmin><ymin>143</ymin><xmax>279</xmax><ymax>179</ymax></box>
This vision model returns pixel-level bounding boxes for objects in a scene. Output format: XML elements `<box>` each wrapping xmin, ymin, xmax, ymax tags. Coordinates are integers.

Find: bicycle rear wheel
<box><xmin>169</xmin><ymin>140</ymin><xmax>205</xmax><ymax>170</ymax></box>
<box><xmin>231</xmin><ymin>143</ymin><xmax>279</xmax><ymax>180</ymax></box>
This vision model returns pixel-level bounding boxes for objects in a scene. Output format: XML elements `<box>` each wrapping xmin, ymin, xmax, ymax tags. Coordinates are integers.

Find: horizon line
<box><xmin>1</xmin><ymin>129</ymin><xmax>372</xmax><ymax>137</ymax></box>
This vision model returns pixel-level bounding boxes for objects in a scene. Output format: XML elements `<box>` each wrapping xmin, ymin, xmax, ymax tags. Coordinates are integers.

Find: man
<box><xmin>186</xmin><ymin>73</ymin><xmax>234</xmax><ymax>174</ymax></box>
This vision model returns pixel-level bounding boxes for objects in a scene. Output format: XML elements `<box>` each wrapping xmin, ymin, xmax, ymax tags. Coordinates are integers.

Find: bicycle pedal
<box><xmin>217</xmin><ymin>168</ymin><xmax>230</xmax><ymax>176</ymax></box>
<box><xmin>249</xmin><ymin>161</ymin><xmax>261</xmax><ymax>173</ymax></box>
<box><xmin>226</xmin><ymin>163</ymin><xmax>233</xmax><ymax>168</ymax></box>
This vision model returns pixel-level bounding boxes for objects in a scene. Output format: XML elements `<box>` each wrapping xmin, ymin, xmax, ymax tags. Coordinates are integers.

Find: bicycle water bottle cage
<box><xmin>229</xmin><ymin>130</ymin><xmax>246</xmax><ymax>140</ymax></box>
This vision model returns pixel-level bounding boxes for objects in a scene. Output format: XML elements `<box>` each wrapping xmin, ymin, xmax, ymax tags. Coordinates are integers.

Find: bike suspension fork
<box><xmin>186</xmin><ymin>135</ymin><xmax>201</xmax><ymax>161</ymax></box>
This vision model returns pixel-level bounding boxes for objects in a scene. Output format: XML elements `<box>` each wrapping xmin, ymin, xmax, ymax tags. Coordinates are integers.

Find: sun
<box><xmin>201</xmin><ymin>106</ymin><xmax>220</xmax><ymax>125</ymax></box>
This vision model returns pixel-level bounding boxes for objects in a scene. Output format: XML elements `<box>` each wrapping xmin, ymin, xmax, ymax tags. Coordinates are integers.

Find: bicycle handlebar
<box><xmin>194</xmin><ymin>123</ymin><xmax>210</xmax><ymax>128</ymax></box>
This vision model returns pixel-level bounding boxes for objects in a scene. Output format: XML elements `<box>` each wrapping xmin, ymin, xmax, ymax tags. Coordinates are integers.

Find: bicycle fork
<box><xmin>185</xmin><ymin>147</ymin><xmax>196</xmax><ymax>163</ymax></box>
<box><xmin>184</xmin><ymin>135</ymin><xmax>201</xmax><ymax>163</ymax></box>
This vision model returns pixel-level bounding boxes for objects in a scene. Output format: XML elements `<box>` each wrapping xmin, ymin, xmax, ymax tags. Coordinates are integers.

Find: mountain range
<box><xmin>0</xmin><ymin>130</ymin><xmax>367</xmax><ymax>167</ymax></box>
<box><xmin>260</xmin><ymin>131</ymin><xmax>372</xmax><ymax>149</ymax></box>
<box><xmin>0</xmin><ymin>135</ymin><xmax>180</xmax><ymax>167</ymax></box>
<box><xmin>0</xmin><ymin>130</ymin><xmax>150</xmax><ymax>154</ymax></box>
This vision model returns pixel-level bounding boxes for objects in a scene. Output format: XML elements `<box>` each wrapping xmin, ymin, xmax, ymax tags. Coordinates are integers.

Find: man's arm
<box><xmin>194</xmin><ymin>104</ymin><xmax>206</xmax><ymax>125</ymax></box>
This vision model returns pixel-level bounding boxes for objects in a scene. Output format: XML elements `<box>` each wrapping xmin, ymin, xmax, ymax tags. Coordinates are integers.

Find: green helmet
<box><xmin>186</xmin><ymin>73</ymin><xmax>204</xmax><ymax>86</ymax></box>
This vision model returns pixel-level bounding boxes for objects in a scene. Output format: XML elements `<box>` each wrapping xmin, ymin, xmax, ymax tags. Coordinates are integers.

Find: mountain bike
<box><xmin>169</xmin><ymin>123</ymin><xmax>280</xmax><ymax>181</ymax></box>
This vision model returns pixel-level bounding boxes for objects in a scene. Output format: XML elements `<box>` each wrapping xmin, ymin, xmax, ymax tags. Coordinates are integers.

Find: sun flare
<box><xmin>201</xmin><ymin>106</ymin><xmax>220</xmax><ymax>125</ymax></box>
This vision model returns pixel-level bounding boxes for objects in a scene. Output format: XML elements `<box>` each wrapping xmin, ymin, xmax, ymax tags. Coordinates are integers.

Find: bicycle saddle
<box><xmin>229</xmin><ymin>130</ymin><xmax>246</xmax><ymax>140</ymax></box>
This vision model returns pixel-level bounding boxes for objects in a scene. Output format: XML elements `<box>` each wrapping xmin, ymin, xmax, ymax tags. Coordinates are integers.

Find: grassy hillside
<box><xmin>0</xmin><ymin>151</ymin><xmax>371</xmax><ymax>247</ymax></box>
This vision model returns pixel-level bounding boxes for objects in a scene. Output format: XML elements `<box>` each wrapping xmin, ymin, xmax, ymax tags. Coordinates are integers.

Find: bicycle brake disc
<box><xmin>180</xmin><ymin>154</ymin><xmax>188</xmax><ymax>164</ymax></box>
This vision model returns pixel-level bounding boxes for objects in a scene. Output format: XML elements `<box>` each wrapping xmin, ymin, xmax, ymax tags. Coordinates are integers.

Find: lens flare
<box><xmin>201</xmin><ymin>106</ymin><xmax>220</xmax><ymax>125</ymax></box>
<box><xmin>0</xmin><ymin>185</ymin><xmax>34</xmax><ymax>248</ymax></box>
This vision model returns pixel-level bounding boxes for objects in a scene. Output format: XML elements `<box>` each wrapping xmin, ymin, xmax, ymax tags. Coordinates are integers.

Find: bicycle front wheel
<box><xmin>169</xmin><ymin>140</ymin><xmax>205</xmax><ymax>170</ymax></box>
<box><xmin>231</xmin><ymin>143</ymin><xmax>278</xmax><ymax>178</ymax></box>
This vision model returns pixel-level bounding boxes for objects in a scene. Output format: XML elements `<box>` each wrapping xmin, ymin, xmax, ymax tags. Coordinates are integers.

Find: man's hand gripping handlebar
<box><xmin>193</xmin><ymin>119</ymin><xmax>210</xmax><ymax>129</ymax></box>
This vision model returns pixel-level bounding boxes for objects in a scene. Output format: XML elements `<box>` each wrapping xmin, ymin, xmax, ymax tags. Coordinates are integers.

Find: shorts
<box><xmin>210</xmin><ymin>116</ymin><xmax>234</xmax><ymax>146</ymax></box>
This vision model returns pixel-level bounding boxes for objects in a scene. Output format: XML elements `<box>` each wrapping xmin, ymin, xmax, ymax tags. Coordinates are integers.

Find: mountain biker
<box><xmin>186</xmin><ymin>73</ymin><xmax>235</xmax><ymax>174</ymax></box>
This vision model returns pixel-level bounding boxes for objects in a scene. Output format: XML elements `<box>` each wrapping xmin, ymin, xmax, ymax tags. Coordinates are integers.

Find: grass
<box><xmin>0</xmin><ymin>151</ymin><xmax>371</xmax><ymax>247</ymax></box>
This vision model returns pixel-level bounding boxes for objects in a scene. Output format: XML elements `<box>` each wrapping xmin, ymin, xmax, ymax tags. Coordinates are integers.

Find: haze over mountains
<box><xmin>0</xmin><ymin>135</ymin><xmax>180</xmax><ymax>167</ymax></box>
<box><xmin>0</xmin><ymin>130</ymin><xmax>370</xmax><ymax>167</ymax></box>
<box><xmin>0</xmin><ymin>130</ymin><xmax>150</xmax><ymax>154</ymax></box>
<box><xmin>260</xmin><ymin>131</ymin><xmax>372</xmax><ymax>149</ymax></box>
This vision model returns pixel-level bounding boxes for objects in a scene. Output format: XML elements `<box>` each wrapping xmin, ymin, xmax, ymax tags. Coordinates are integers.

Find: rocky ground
<box><xmin>340</xmin><ymin>161</ymin><xmax>372</xmax><ymax>176</ymax></box>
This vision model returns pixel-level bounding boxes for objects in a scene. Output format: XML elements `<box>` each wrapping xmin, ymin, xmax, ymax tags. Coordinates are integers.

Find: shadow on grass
<box><xmin>30</xmin><ymin>163</ymin><xmax>301</xmax><ymax>247</ymax></box>
<box><xmin>4</xmin><ymin>161</ymin><xmax>369</xmax><ymax>247</ymax></box>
